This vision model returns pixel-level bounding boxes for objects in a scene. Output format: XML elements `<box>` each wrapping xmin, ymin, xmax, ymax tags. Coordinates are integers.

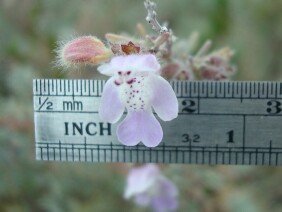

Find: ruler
<box><xmin>33</xmin><ymin>79</ymin><xmax>282</xmax><ymax>165</ymax></box>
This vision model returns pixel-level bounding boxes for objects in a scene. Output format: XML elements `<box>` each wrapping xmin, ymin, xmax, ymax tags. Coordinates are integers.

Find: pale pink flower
<box><xmin>98</xmin><ymin>54</ymin><xmax>178</xmax><ymax>147</ymax></box>
<box><xmin>124</xmin><ymin>164</ymin><xmax>179</xmax><ymax>212</ymax></box>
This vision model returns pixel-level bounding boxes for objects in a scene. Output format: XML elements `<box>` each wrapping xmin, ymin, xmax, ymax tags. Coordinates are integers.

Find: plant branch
<box><xmin>144</xmin><ymin>0</ymin><xmax>168</xmax><ymax>34</ymax></box>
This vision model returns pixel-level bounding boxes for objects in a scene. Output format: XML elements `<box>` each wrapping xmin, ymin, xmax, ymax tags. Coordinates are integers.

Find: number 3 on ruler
<box><xmin>267</xmin><ymin>100</ymin><xmax>282</xmax><ymax>114</ymax></box>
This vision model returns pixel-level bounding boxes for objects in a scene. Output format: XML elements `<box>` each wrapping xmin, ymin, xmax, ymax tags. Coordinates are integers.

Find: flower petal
<box><xmin>97</xmin><ymin>63</ymin><xmax>115</xmax><ymax>76</ymax></box>
<box><xmin>151</xmin><ymin>177</ymin><xmax>179</xmax><ymax>212</ymax></box>
<box><xmin>150</xmin><ymin>75</ymin><xmax>178</xmax><ymax>121</ymax></box>
<box><xmin>134</xmin><ymin>193</ymin><xmax>151</xmax><ymax>207</ymax></box>
<box><xmin>124</xmin><ymin>164</ymin><xmax>160</xmax><ymax>199</ymax></box>
<box><xmin>97</xmin><ymin>54</ymin><xmax>160</xmax><ymax>76</ymax></box>
<box><xmin>152</xmin><ymin>195</ymin><xmax>179</xmax><ymax>212</ymax></box>
<box><xmin>99</xmin><ymin>78</ymin><xmax>124</xmax><ymax>123</ymax></box>
<box><xmin>158</xmin><ymin>177</ymin><xmax>179</xmax><ymax>199</ymax></box>
<box><xmin>117</xmin><ymin>110</ymin><xmax>163</xmax><ymax>147</ymax></box>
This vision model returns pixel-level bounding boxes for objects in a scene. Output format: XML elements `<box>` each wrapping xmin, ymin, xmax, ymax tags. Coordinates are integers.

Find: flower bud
<box><xmin>57</xmin><ymin>36</ymin><xmax>112</xmax><ymax>68</ymax></box>
<box><xmin>161</xmin><ymin>63</ymin><xmax>194</xmax><ymax>80</ymax></box>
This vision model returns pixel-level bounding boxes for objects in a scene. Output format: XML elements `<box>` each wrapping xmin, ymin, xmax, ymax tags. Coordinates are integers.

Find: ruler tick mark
<box><xmin>242</xmin><ymin>115</ymin><xmax>246</xmax><ymax>164</ymax></box>
<box><xmin>35</xmin><ymin>80</ymin><xmax>38</xmax><ymax>93</ymax></box>
<box><xmin>269</xmin><ymin>140</ymin><xmax>272</xmax><ymax>165</ymax></box>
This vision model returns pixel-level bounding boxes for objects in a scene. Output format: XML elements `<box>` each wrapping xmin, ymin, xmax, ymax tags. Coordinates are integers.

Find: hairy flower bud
<box><xmin>56</xmin><ymin>36</ymin><xmax>112</xmax><ymax>68</ymax></box>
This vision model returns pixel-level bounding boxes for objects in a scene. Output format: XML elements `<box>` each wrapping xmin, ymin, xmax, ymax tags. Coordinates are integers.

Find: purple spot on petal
<box><xmin>114</xmin><ymin>81</ymin><xmax>121</xmax><ymax>86</ymax></box>
<box><xmin>127</xmin><ymin>79</ymin><xmax>134</xmax><ymax>84</ymax></box>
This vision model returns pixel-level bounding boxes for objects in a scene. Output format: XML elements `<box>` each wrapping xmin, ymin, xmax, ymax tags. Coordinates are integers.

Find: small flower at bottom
<box><xmin>124</xmin><ymin>164</ymin><xmax>179</xmax><ymax>212</ymax></box>
<box><xmin>98</xmin><ymin>54</ymin><xmax>178</xmax><ymax>147</ymax></box>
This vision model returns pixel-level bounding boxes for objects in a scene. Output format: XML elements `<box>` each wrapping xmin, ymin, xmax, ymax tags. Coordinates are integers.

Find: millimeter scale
<box><xmin>33</xmin><ymin>79</ymin><xmax>282</xmax><ymax>166</ymax></box>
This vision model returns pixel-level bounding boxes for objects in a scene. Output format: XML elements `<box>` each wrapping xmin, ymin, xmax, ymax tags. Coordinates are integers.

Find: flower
<box><xmin>98</xmin><ymin>54</ymin><xmax>178</xmax><ymax>147</ymax></box>
<box><xmin>124</xmin><ymin>164</ymin><xmax>179</xmax><ymax>212</ymax></box>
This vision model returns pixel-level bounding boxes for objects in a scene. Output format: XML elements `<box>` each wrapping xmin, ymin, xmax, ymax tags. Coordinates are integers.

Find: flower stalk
<box><xmin>144</xmin><ymin>0</ymin><xmax>168</xmax><ymax>34</ymax></box>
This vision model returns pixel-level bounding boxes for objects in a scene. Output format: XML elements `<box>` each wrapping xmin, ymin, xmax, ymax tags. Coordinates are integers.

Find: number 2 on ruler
<box><xmin>182</xmin><ymin>99</ymin><xmax>197</xmax><ymax>113</ymax></box>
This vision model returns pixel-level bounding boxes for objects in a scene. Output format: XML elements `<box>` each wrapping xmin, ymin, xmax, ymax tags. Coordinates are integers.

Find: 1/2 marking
<box><xmin>38</xmin><ymin>97</ymin><xmax>53</xmax><ymax>111</ymax></box>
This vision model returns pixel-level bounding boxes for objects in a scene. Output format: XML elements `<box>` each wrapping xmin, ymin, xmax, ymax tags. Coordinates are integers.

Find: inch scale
<box><xmin>33</xmin><ymin>79</ymin><xmax>282</xmax><ymax>166</ymax></box>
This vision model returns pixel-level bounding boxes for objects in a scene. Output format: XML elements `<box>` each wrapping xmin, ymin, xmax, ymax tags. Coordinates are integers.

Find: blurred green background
<box><xmin>0</xmin><ymin>0</ymin><xmax>282</xmax><ymax>211</ymax></box>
